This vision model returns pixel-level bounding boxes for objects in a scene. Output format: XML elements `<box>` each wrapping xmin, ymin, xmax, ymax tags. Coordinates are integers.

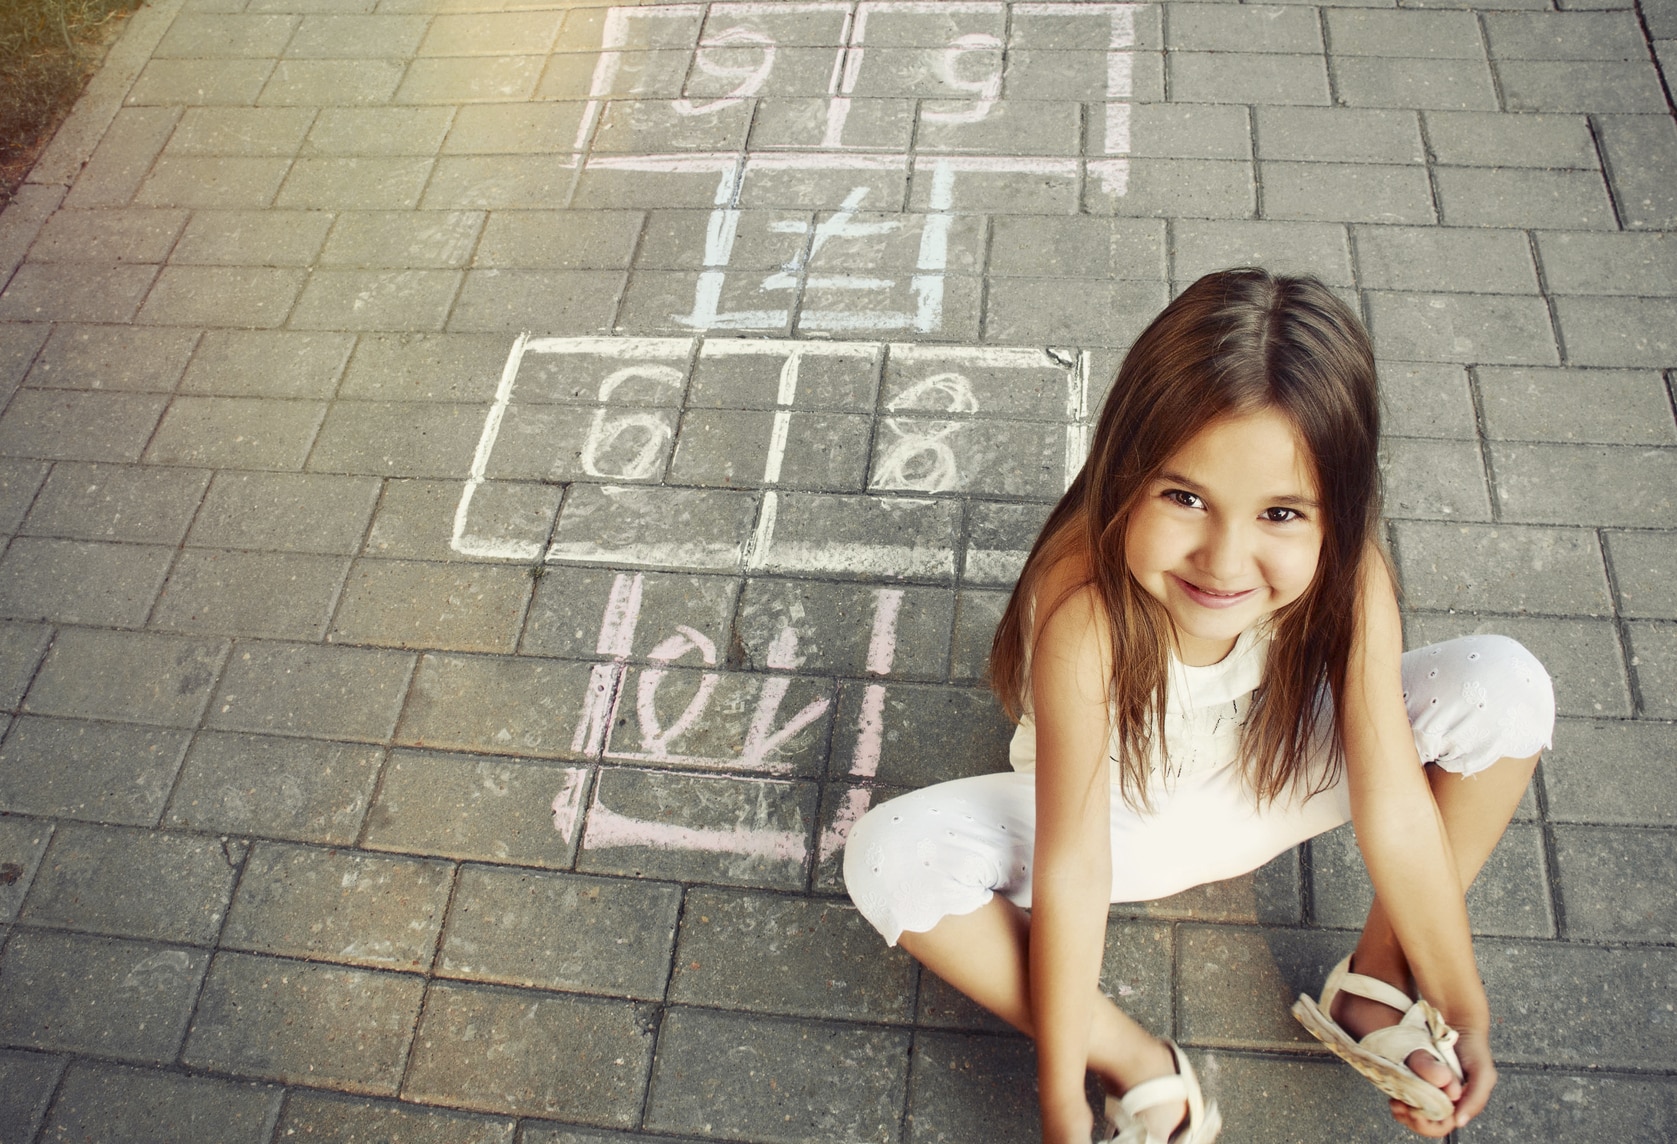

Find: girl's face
<box><xmin>1125</xmin><ymin>406</ymin><xmax>1325</xmax><ymax>667</ymax></box>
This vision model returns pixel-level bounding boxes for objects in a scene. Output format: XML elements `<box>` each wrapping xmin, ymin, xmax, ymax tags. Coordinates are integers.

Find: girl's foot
<box><xmin>1329</xmin><ymin>967</ymin><xmax>1463</xmax><ymax>1106</ymax></box>
<box><xmin>1101</xmin><ymin>1037</ymin><xmax>1188</xmax><ymax>1141</ymax></box>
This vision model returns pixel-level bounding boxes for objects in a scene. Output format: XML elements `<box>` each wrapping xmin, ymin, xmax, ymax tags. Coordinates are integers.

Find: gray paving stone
<box><xmin>1255</xmin><ymin>107</ymin><xmax>1423</xmax><ymax>164</ymax></box>
<box><xmin>1175</xmin><ymin>924</ymin><xmax>1344</xmax><ymax>1050</ymax></box>
<box><xmin>1333</xmin><ymin>56</ymin><xmax>1498</xmax><ymax>109</ymax></box>
<box><xmin>152</xmin><ymin>548</ymin><xmax>348</xmax><ymax>640</ymax></box>
<box><xmin>124</xmin><ymin>57</ymin><xmax>275</xmax><ymax>105</ymax></box>
<box><xmin>0</xmin><ymin>1049</ymin><xmax>62</xmax><ymax>1144</ymax></box>
<box><xmin>209</xmin><ymin>640</ymin><xmax>412</xmax><ymax>741</ymax></box>
<box><xmin>285</xmin><ymin>13</ymin><xmax>430</xmax><ymax>58</ymax></box>
<box><xmin>62</xmin><ymin>107</ymin><xmax>181</xmax><ymax>209</ymax></box>
<box><xmin>0</xmin><ymin>717</ymin><xmax>188</xmax><ymax>825</ymax></box>
<box><xmin>1261</xmin><ymin>162</ymin><xmax>1434</xmax><ymax>224</ymax></box>
<box><xmin>439</xmin><ymin>865</ymin><xmax>679</xmax><ymax>998</ymax></box>
<box><xmin>184</xmin><ymin>952</ymin><xmax>424</xmax><ymax>1092</ymax></box>
<box><xmin>473</xmin><ymin>210</ymin><xmax>640</xmax><ymax>271</ymax></box>
<box><xmin>668</xmin><ymin>410</ymin><xmax>867</xmax><ymax>491</ymax></box>
<box><xmin>137</xmin><ymin>264</ymin><xmax>306</xmax><ymax>327</ymax></box>
<box><xmin>145</xmin><ymin>395</ymin><xmax>325</xmax><ymax>468</ymax></box>
<box><xmin>134</xmin><ymin>156</ymin><xmax>292</xmax><ymax>210</ymax></box>
<box><xmin>329</xmin><ymin>559</ymin><xmax>531</xmax><ymax>651</ymax></box>
<box><xmin>320</xmin><ymin>211</ymin><xmax>484</xmax><ymax>269</ymax></box>
<box><xmin>423</xmin><ymin>155</ymin><xmax>581</xmax><ymax>211</ymax></box>
<box><xmin>363</xmin><ymin>749</ymin><xmax>586</xmax><ymax>868</ymax></box>
<box><xmin>950</xmin><ymin>588</ymin><xmax>1005</xmax><ymax>681</ymax></box>
<box><xmin>1552</xmin><ymin>824</ymin><xmax>1676</xmax><ymax>941</ymax></box>
<box><xmin>189</xmin><ymin>470</ymin><xmax>380</xmax><ymax>553</ymax></box>
<box><xmin>1492</xmin><ymin>442</ymin><xmax>1677</xmax><ymax>527</ymax></box>
<box><xmin>1482</xmin><ymin>11</ymin><xmax>1648</xmax><ymax>59</ymax></box>
<box><xmin>645</xmin><ymin>1007</ymin><xmax>908</xmax><ymax>1144</ymax></box>
<box><xmin>307</xmin><ymin>400</ymin><xmax>485</xmax><ymax>475</ymax></box>
<box><xmin>1606</xmin><ymin>530</ymin><xmax>1677</xmax><ymax>618</ymax></box>
<box><xmin>0</xmin><ymin>261</ymin><xmax>158</xmax><ymax>323</ymax></box>
<box><xmin>903</xmin><ymin>1030</ymin><xmax>1035</xmax><ymax>1144</ymax></box>
<box><xmin>276</xmin><ymin>157</ymin><xmax>435</xmax><ymax>211</ymax></box>
<box><xmin>0</xmin><ymin>462</ymin><xmax>46</xmax><ymax>535</ymax></box>
<box><xmin>403</xmin><ymin>982</ymin><xmax>654</xmax><ymax>1122</ymax></box>
<box><xmin>1405</xmin><ymin>613</ymin><xmax>1629</xmax><ymax>718</ymax></box>
<box><xmin>179</xmin><ymin>328</ymin><xmax>353</xmax><ymax>398</ymax></box>
<box><xmin>985</xmin><ymin>277</ymin><xmax>1169</xmax><ymax>347</ymax></box>
<box><xmin>155</xmin><ymin>11</ymin><xmax>300</xmax><ymax>57</ymax></box>
<box><xmin>277</xmin><ymin>1092</ymin><xmax>514</xmax><ymax>1144</ymax></box>
<box><xmin>1425</xmin><ymin>111</ymin><xmax>1599</xmax><ymax>169</ymax></box>
<box><xmin>1199</xmin><ymin>1053</ymin><xmax>1411</xmax><ymax>1144</ymax></box>
<box><xmin>1379</xmin><ymin>437</ymin><xmax>1492</xmax><ymax>521</ymax></box>
<box><xmin>986</xmin><ymin>217</ymin><xmax>1161</xmax><ymax>283</ymax></box>
<box><xmin>1435</xmin><ymin>167</ymin><xmax>1616</xmax><ymax>230</ymax></box>
<box><xmin>578</xmin><ymin>767</ymin><xmax>818</xmax><ymax>889</ymax></box>
<box><xmin>396</xmin><ymin>55</ymin><xmax>544</xmax><ymax>104</ymax></box>
<box><xmin>1354</xmin><ymin>227</ymin><xmax>1537</xmax><ymax>295</ymax></box>
<box><xmin>1170</xmin><ymin>219</ymin><xmax>1353</xmax><ymax>286</ymax></box>
<box><xmin>1496</xmin><ymin>60</ymin><xmax>1669</xmax><ymax>113</ymax></box>
<box><xmin>1477</xmin><ymin>366</ymin><xmax>1675</xmax><ymax>444</ymax></box>
<box><xmin>522</xmin><ymin>568</ymin><xmax>738</xmax><ymax>661</ymax></box>
<box><xmin>1007</xmin><ymin>48</ymin><xmax>1164</xmax><ymax>103</ymax></box>
<box><xmin>1554</xmin><ymin>296</ymin><xmax>1677</xmax><ymax>367</ymax></box>
<box><xmin>290</xmin><ymin>268</ymin><xmax>463</xmax><ymax>331</ymax></box>
<box><xmin>0</xmin><ymin>323</ymin><xmax>49</xmax><ymax>396</ymax></box>
<box><xmin>450</xmin><ymin>269</ymin><xmax>625</xmax><ymax>333</ymax></box>
<box><xmin>395</xmin><ymin>653</ymin><xmax>592</xmax><ymax>759</ymax></box>
<box><xmin>749</xmin><ymin>97</ymin><xmax>915</xmax><ymax>151</ymax></box>
<box><xmin>164</xmin><ymin>106</ymin><xmax>314</xmax><ymax>157</ymax></box>
<box><xmin>828</xmin><ymin>682</ymin><xmax>1012</xmax><ymax>788</ymax></box>
<box><xmin>304</xmin><ymin>107</ymin><xmax>455</xmax><ymax>157</ymax></box>
<box><xmin>27</xmin><ymin>207</ymin><xmax>186</xmax><ymax>263</ymax></box>
<box><xmin>1311</xmin><ymin>820</ymin><xmax>1553</xmax><ymax>937</ymax></box>
<box><xmin>690</xmin><ymin>349</ymin><xmax>879</xmax><ymax>412</ymax></box>
<box><xmin>27</xmin><ymin>324</ymin><xmax>198</xmax><ymax>392</ymax></box>
<box><xmin>27</xmin><ymin>628</ymin><xmax>225</xmax><ymax>726</ymax></box>
<box><xmin>170</xmin><ymin>207</ymin><xmax>334</xmax><ymax>265</ymax></box>
<box><xmin>340</xmin><ymin>332</ymin><xmax>511</xmax><ymax>401</ymax></box>
<box><xmin>916</xmin><ymin>102</ymin><xmax>1080</xmax><ymax>157</ymax></box>
<box><xmin>1478</xmin><ymin>939</ymin><xmax>1677</xmax><ymax>1067</ymax></box>
<box><xmin>669</xmin><ymin>889</ymin><xmax>916</xmax><ymax>1022</ymax></box>
<box><xmin>1458</xmin><ymin>1070</ymin><xmax>1677</xmax><ymax>1144</ymax></box>
<box><xmin>166</xmin><ymin>731</ymin><xmax>381</xmax><ymax>844</ymax></box>
<box><xmin>369</xmin><ymin>478</ymin><xmax>558</xmax><ymax>562</ymax></box>
<box><xmin>1393</xmin><ymin>522</ymin><xmax>1612</xmax><ymax>616</ymax></box>
<box><xmin>1595</xmin><ymin>114</ymin><xmax>1677</xmax><ymax>230</ymax></box>
<box><xmin>39</xmin><ymin>1062</ymin><xmax>280</xmax><ymax>1144</ymax></box>
<box><xmin>259</xmin><ymin>59</ymin><xmax>405</xmax><ymax>105</ymax></box>
<box><xmin>222</xmin><ymin>841</ymin><xmax>451</xmax><ymax>970</ymax></box>
<box><xmin>0</xmin><ymin>929</ymin><xmax>207</xmax><ymax>1062</ymax></box>
<box><xmin>1169</xmin><ymin>5</ymin><xmax>1323</xmax><ymax>52</ymax></box>
<box><xmin>549</xmin><ymin>484</ymin><xmax>758</xmax><ymax>574</ymax></box>
<box><xmin>0</xmin><ymin>390</ymin><xmax>166</xmax><ymax>462</ymax></box>
<box><xmin>1366</xmin><ymin>292</ymin><xmax>1558</xmax><ymax>365</ymax></box>
<box><xmin>1379</xmin><ymin>361</ymin><xmax>1477</xmax><ymax>439</ymax></box>
<box><xmin>1325</xmin><ymin>8</ymin><xmax>1485</xmax><ymax>57</ymax></box>
<box><xmin>1650</xmin><ymin>0</ymin><xmax>1677</xmax><ymax>37</ymax></box>
<box><xmin>0</xmin><ymin>538</ymin><xmax>174</xmax><ymax>627</ymax></box>
<box><xmin>21</xmin><ymin>821</ymin><xmax>239</xmax><ymax>944</ymax></box>
<box><xmin>1170</xmin><ymin>52</ymin><xmax>1330</xmax><ymax>105</ymax></box>
<box><xmin>419</xmin><ymin>10</ymin><xmax>561</xmax><ymax>56</ymax></box>
<box><xmin>1536</xmin><ymin>231</ymin><xmax>1677</xmax><ymax>296</ymax></box>
<box><xmin>0</xmin><ymin>816</ymin><xmax>52</xmax><ymax>922</ymax></box>
<box><xmin>737</xmin><ymin>579</ymin><xmax>953</xmax><ymax>680</ymax></box>
<box><xmin>1627</xmin><ymin>620</ymin><xmax>1677</xmax><ymax>717</ymax></box>
<box><xmin>21</xmin><ymin>463</ymin><xmax>208</xmax><ymax>543</ymax></box>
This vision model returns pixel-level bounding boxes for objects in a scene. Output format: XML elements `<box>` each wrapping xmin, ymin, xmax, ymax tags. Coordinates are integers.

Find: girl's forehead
<box><xmin>1163</xmin><ymin>408</ymin><xmax>1322</xmax><ymax>499</ymax></box>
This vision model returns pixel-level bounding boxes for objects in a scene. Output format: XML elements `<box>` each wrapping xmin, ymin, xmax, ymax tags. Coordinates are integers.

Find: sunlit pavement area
<box><xmin>0</xmin><ymin>0</ymin><xmax>1674</xmax><ymax>1139</ymax></box>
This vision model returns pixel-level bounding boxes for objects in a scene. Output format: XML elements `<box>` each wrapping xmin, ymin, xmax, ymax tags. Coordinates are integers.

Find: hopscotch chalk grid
<box><xmin>467</xmin><ymin>1</ymin><xmax>1138</xmax><ymax>886</ymax></box>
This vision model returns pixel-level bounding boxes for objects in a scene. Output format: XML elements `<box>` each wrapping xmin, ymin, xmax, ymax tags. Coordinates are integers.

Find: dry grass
<box><xmin>1</xmin><ymin>0</ymin><xmax>143</xmax><ymax>206</ymax></box>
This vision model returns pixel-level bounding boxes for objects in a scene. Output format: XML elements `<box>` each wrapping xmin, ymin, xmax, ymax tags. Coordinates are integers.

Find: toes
<box><xmin>1405</xmin><ymin>1050</ymin><xmax>1462</xmax><ymax>1100</ymax></box>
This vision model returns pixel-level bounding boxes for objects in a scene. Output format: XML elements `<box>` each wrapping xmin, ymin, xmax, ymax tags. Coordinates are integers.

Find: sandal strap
<box><xmin>1118</xmin><ymin>1074</ymin><xmax>1186</xmax><ymax>1118</ymax></box>
<box><xmin>1361</xmin><ymin>999</ymin><xmax>1465</xmax><ymax>1082</ymax></box>
<box><xmin>1317</xmin><ymin>956</ymin><xmax>1419</xmax><ymax>1015</ymax></box>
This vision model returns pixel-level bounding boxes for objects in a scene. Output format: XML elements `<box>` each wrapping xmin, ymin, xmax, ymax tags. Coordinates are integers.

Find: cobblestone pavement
<box><xmin>0</xmin><ymin>0</ymin><xmax>1674</xmax><ymax>1140</ymax></box>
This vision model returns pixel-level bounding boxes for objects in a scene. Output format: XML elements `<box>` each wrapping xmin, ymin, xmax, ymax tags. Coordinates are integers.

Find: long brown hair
<box><xmin>990</xmin><ymin>269</ymin><xmax>1383</xmax><ymax>809</ymax></box>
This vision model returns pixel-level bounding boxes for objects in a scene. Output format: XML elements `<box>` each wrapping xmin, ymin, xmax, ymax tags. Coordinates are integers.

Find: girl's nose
<box><xmin>1197</xmin><ymin>520</ymin><xmax>1250</xmax><ymax>581</ymax></box>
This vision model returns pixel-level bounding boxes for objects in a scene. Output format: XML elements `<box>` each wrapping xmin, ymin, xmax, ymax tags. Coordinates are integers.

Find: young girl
<box><xmin>844</xmin><ymin>269</ymin><xmax>1554</xmax><ymax>1144</ymax></box>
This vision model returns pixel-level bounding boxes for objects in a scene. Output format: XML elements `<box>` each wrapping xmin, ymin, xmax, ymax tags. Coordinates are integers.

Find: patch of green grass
<box><xmin>1</xmin><ymin>0</ymin><xmax>143</xmax><ymax>203</ymax></box>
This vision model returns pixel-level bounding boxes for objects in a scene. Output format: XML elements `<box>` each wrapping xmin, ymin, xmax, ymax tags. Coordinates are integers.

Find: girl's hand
<box><xmin>1387</xmin><ymin>1026</ymin><xmax>1496</xmax><ymax>1138</ymax></box>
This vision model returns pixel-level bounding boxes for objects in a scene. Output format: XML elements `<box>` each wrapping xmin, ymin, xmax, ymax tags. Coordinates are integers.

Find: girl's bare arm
<box><xmin>1342</xmin><ymin>551</ymin><xmax>1489</xmax><ymax>1030</ymax></box>
<box><xmin>1028</xmin><ymin>587</ymin><xmax>1117</xmax><ymax>1142</ymax></box>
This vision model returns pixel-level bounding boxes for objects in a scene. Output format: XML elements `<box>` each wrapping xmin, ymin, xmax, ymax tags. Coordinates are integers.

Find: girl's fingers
<box><xmin>1389</xmin><ymin>1100</ymin><xmax>1454</xmax><ymax>1138</ymax></box>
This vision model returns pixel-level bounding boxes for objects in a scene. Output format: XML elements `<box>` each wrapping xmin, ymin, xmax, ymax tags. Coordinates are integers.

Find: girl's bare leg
<box><xmin>1336</xmin><ymin>753</ymin><xmax>1541</xmax><ymax>1089</ymax></box>
<box><xmin>899</xmin><ymin>898</ymin><xmax>1184</xmax><ymax>1138</ymax></box>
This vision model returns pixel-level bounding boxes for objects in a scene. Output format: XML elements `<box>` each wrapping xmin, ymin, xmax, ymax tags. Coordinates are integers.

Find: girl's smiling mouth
<box><xmin>1170</xmin><ymin>575</ymin><xmax>1260</xmax><ymax>609</ymax></box>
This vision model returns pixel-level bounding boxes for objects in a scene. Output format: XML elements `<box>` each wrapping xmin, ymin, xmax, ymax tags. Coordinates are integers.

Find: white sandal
<box><xmin>1291</xmin><ymin>955</ymin><xmax>1464</xmax><ymax>1122</ymax></box>
<box><xmin>1104</xmin><ymin>1039</ymin><xmax>1221</xmax><ymax>1144</ymax></box>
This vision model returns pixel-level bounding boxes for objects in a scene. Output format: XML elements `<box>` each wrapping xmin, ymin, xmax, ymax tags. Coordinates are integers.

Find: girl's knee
<box><xmin>1405</xmin><ymin>635</ymin><xmax>1555</xmax><ymax>775</ymax></box>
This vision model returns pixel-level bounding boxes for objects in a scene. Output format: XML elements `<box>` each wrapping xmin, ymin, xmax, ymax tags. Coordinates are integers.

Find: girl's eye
<box><xmin>1263</xmin><ymin>507</ymin><xmax>1303</xmax><ymax>523</ymax></box>
<box><xmin>1165</xmin><ymin>490</ymin><xmax>1203</xmax><ymax>509</ymax></box>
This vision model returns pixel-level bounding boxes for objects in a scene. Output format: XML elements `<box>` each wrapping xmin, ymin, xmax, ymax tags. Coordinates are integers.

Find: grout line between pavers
<box><xmin>1585</xmin><ymin>114</ymin><xmax>1628</xmax><ymax>233</ymax></box>
<box><xmin>1632</xmin><ymin>0</ymin><xmax>1677</xmax><ymax>120</ymax></box>
<box><xmin>22</xmin><ymin>1052</ymin><xmax>72</xmax><ymax>1144</ymax></box>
